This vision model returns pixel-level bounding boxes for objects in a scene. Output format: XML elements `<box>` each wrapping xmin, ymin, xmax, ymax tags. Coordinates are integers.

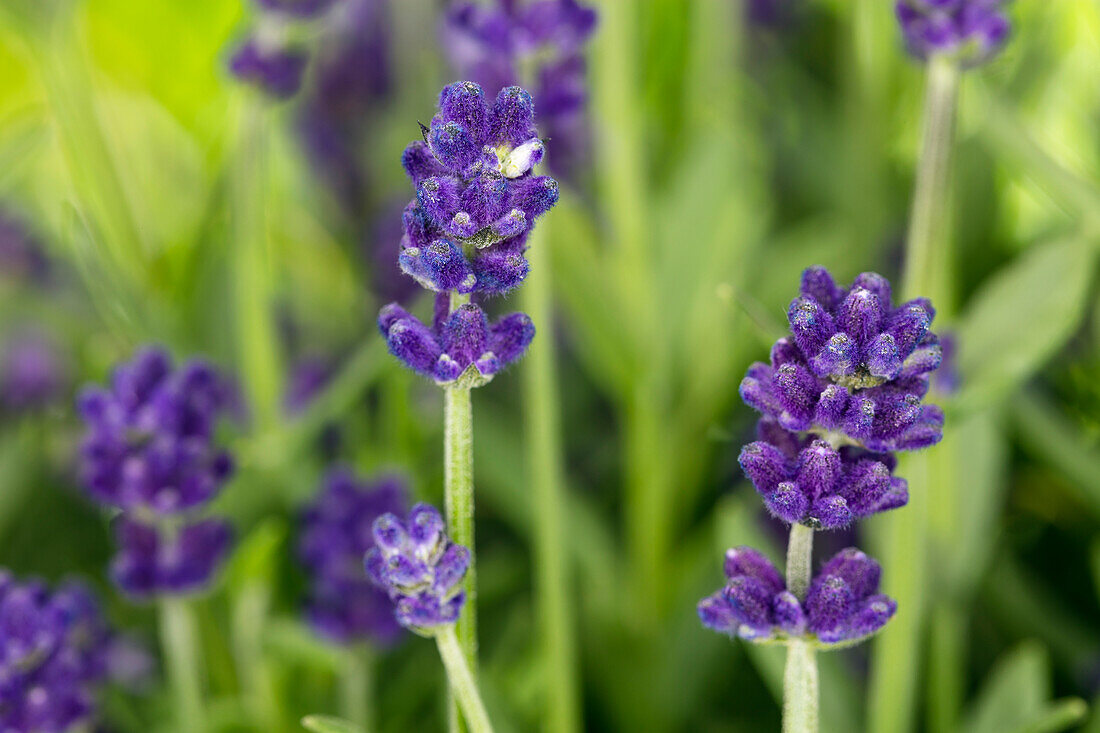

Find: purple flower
<box><xmin>229</xmin><ymin>36</ymin><xmax>308</xmax><ymax>99</ymax></box>
<box><xmin>109</xmin><ymin>516</ymin><xmax>234</xmax><ymax>598</ymax></box>
<box><xmin>365</xmin><ymin>503</ymin><xmax>470</xmax><ymax>636</ymax></box>
<box><xmin>397</xmin><ymin>81</ymin><xmax>559</xmax><ymax>295</ymax></box>
<box><xmin>739</xmin><ymin>267</ymin><xmax>943</xmax><ymax>451</ymax></box>
<box><xmin>739</xmin><ymin>418</ymin><xmax>909</xmax><ymax>529</ymax></box>
<box><xmin>379</xmin><ymin>297</ymin><xmax>534</xmax><ymax>387</ymax></box>
<box><xmin>0</xmin><ymin>212</ymin><xmax>50</xmax><ymax>285</ymax></box>
<box><xmin>0</xmin><ymin>332</ymin><xmax>66</xmax><ymax>413</ymax></box>
<box><xmin>697</xmin><ymin>547</ymin><xmax>896</xmax><ymax>646</ymax></box>
<box><xmin>0</xmin><ymin>573</ymin><xmax>116</xmax><ymax>732</ymax></box>
<box><xmin>77</xmin><ymin>347</ymin><xmax>235</xmax><ymax>515</ymax></box>
<box><xmin>442</xmin><ymin>1</ymin><xmax>597</xmax><ymax>179</ymax></box>
<box><xmin>896</xmin><ymin>0</ymin><xmax>1010</xmax><ymax>66</ymax></box>
<box><xmin>299</xmin><ymin>469</ymin><xmax>407</xmax><ymax>645</ymax></box>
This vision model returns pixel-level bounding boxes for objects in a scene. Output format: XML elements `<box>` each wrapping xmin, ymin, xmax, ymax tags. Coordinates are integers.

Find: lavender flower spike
<box><xmin>379</xmin><ymin>298</ymin><xmax>535</xmax><ymax>388</ymax></box>
<box><xmin>739</xmin><ymin>267</ymin><xmax>944</xmax><ymax>451</ymax></box>
<box><xmin>366</xmin><ymin>503</ymin><xmax>470</xmax><ymax>637</ymax></box>
<box><xmin>110</xmin><ymin>517</ymin><xmax>234</xmax><ymax>598</ymax></box>
<box><xmin>896</xmin><ymin>0</ymin><xmax>1011</xmax><ymax>67</ymax></box>
<box><xmin>740</xmin><ymin>418</ymin><xmax>909</xmax><ymax>529</ymax></box>
<box><xmin>299</xmin><ymin>469</ymin><xmax>407</xmax><ymax>645</ymax></box>
<box><xmin>397</xmin><ymin>81</ymin><xmax>560</xmax><ymax>295</ymax></box>
<box><xmin>698</xmin><ymin>547</ymin><xmax>896</xmax><ymax>648</ymax></box>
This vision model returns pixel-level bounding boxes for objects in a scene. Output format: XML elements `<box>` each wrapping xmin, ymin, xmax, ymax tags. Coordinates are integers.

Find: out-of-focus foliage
<box><xmin>0</xmin><ymin>0</ymin><xmax>1098</xmax><ymax>731</ymax></box>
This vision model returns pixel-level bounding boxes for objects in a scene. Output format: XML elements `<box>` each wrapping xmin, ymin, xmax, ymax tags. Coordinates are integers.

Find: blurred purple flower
<box><xmin>365</xmin><ymin>503</ymin><xmax>470</xmax><ymax>636</ymax></box>
<box><xmin>109</xmin><ymin>517</ymin><xmax>234</xmax><ymax>598</ymax></box>
<box><xmin>442</xmin><ymin>0</ymin><xmax>597</xmax><ymax>179</ymax></box>
<box><xmin>255</xmin><ymin>0</ymin><xmax>339</xmax><ymax>18</ymax></box>
<box><xmin>229</xmin><ymin>36</ymin><xmax>309</xmax><ymax>99</ymax></box>
<box><xmin>379</xmin><ymin>296</ymin><xmax>534</xmax><ymax>386</ymax></box>
<box><xmin>0</xmin><ymin>212</ymin><xmax>50</xmax><ymax>285</ymax></box>
<box><xmin>0</xmin><ymin>573</ymin><xmax>117</xmax><ymax>732</ymax></box>
<box><xmin>299</xmin><ymin>468</ymin><xmax>407</xmax><ymax>645</ymax></box>
<box><xmin>697</xmin><ymin>546</ymin><xmax>895</xmax><ymax>645</ymax></box>
<box><xmin>0</xmin><ymin>332</ymin><xmax>66</xmax><ymax>413</ymax></box>
<box><xmin>896</xmin><ymin>0</ymin><xmax>1010</xmax><ymax>66</ymax></box>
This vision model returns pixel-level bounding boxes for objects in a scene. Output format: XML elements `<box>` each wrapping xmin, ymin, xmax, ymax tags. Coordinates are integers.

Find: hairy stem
<box><xmin>436</xmin><ymin>626</ymin><xmax>495</xmax><ymax>733</ymax></box>
<box><xmin>783</xmin><ymin>523</ymin><xmax>817</xmax><ymax>733</ymax></box>
<box><xmin>445</xmin><ymin>288</ymin><xmax>476</xmax><ymax>733</ymax></box>
<box><xmin>159</xmin><ymin>597</ymin><xmax>205</xmax><ymax>733</ymax></box>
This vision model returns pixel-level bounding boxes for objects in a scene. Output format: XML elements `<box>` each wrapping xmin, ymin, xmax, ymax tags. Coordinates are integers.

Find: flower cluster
<box><xmin>299</xmin><ymin>469</ymin><xmax>407</xmax><ymax>645</ymax></box>
<box><xmin>365</xmin><ymin>504</ymin><xmax>470</xmax><ymax>636</ymax></box>
<box><xmin>739</xmin><ymin>267</ymin><xmax>943</xmax><ymax>452</ymax></box>
<box><xmin>896</xmin><ymin>0</ymin><xmax>1010</xmax><ymax>66</ymax></box>
<box><xmin>0</xmin><ymin>573</ymin><xmax>115</xmax><ymax>732</ymax></box>
<box><xmin>442</xmin><ymin>0</ymin><xmax>598</xmax><ymax>179</ymax></box>
<box><xmin>380</xmin><ymin>81</ymin><xmax>549</xmax><ymax>387</ymax></box>
<box><xmin>399</xmin><ymin>82</ymin><xmax>559</xmax><ymax>294</ymax></box>
<box><xmin>0</xmin><ymin>332</ymin><xmax>65</xmax><ymax>414</ymax></box>
<box><xmin>739</xmin><ymin>418</ymin><xmax>908</xmax><ymax>529</ymax></box>
<box><xmin>0</xmin><ymin>211</ymin><xmax>50</xmax><ymax>286</ymax></box>
<box><xmin>228</xmin><ymin>0</ymin><xmax>341</xmax><ymax>98</ymax></box>
<box><xmin>702</xmin><ymin>268</ymin><xmax>944</xmax><ymax>650</ymax></box>
<box><xmin>77</xmin><ymin>347</ymin><xmax>236</xmax><ymax>598</ymax></box>
<box><xmin>380</xmin><ymin>300</ymin><xmax>534</xmax><ymax>387</ymax></box>
<box><xmin>698</xmin><ymin>548</ymin><xmax>896</xmax><ymax>647</ymax></box>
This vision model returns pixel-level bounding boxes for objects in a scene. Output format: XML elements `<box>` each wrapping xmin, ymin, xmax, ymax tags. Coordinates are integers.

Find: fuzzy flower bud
<box><xmin>697</xmin><ymin>547</ymin><xmax>896</xmax><ymax>647</ymax></box>
<box><xmin>365</xmin><ymin>504</ymin><xmax>470</xmax><ymax>636</ymax></box>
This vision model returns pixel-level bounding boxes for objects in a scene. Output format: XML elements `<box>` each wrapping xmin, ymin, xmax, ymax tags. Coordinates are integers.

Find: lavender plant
<box><xmin>701</xmin><ymin>267</ymin><xmax>943</xmax><ymax>732</ymax></box>
<box><xmin>77</xmin><ymin>346</ymin><xmax>237</xmax><ymax>732</ymax></box>
<box><xmin>365</xmin><ymin>504</ymin><xmax>493</xmax><ymax>732</ymax></box>
<box><xmin>377</xmin><ymin>80</ymin><xmax>555</xmax><ymax>731</ymax></box>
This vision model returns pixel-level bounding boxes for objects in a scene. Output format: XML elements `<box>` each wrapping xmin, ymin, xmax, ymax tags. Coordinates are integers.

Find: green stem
<box><xmin>901</xmin><ymin>55</ymin><xmax>960</xmax><ymax>305</ymax></box>
<box><xmin>444</xmin><ymin>290</ymin><xmax>476</xmax><ymax>733</ymax></box>
<box><xmin>159</xmin><ymin>597</ymin><xmax>205</xmax><ymax>733</ymax></box>
<box><xmin>436</xmin><ymin>626</ymin><xmax>495</xmax><ymax>733</ymax></box>
<box><xmin>340</xmin><ymin>646</ymin><xmax>374</xmax><ymax>733</ymax></box>
<box><xmin>522</xmin><ymin>222</ymin><xmax>580</xmax><ymax>733</ymax></box>
<box><xmin>783</xmin><ymin>524</ymin><xmax>817</xmax><ymax>733</ymax></box>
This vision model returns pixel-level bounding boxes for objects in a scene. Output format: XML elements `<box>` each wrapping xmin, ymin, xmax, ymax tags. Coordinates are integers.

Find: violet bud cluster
<box><xmin>0</xmin><ymin>332</ymin><xmax>66</xmax><ymax>414</ymax></box>
<box><xmin>228</xmin><ymin>0</ymin><xmax>341</xmax><ymax>98</ymax></box>
<box><xmin>298</xmin><ymin>469</ymin><xmax>407</xmax><ymax>645</ymax></box>
<box><xmin>698</xmin><ymin>547</ymin><xmax>896</xmax><ymax>647</ymax></box>
<box><xmin>896</xmin><ymin>0</ymin><xmax>1010</xmax><ymax>67</ymax></box>
<box><xmin>77</xmin><ymin>347</ymin><xmax>236</xmax><ymax>598</ymax></box>
<box><xmin>365</xmin><ymin>504</ymin><xmax>470</xmax><ymax>636</ymax></box>
<box><xmin>442</xmin><ymin>0</ymin><xmax>598</xmax><ymax>179</ymax></box>
<box><xmin>0</xmin><ymin>573</ymin><xmax>117</xmax><ymax>732</ymax></box>
<box><xmin>380</xmin><ymin>81</ymin><xmax>550</xmax><ymax>388</ymax></box>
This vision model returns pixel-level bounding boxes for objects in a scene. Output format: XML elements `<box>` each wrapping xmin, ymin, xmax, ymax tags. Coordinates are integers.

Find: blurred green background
<box><xmin>1</xmin><ymin>0</ymin><xmax>1099</xmax><ymax>731</ymax></box>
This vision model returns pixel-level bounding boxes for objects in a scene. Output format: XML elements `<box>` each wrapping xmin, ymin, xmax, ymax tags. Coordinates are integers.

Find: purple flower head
<box><xmin>397</xmin><ymin>81</ymin><xmax>559</xmax><ymax>295</ymax></box>
<box><xmin>365</xmin><ymin>503</ymin><xmax>470</xmax><ymax>636</ymax></box>
<box><xmin>740</xmin><ymin>267</ymin><xmax>944</xmax><ymax>451</ymax></box>
<box><xmin>0</xmin><ymin>332</ymin><xmax>66</xmax><ymax>413</ymax></box>
<box><xmin>442</xmin><ymin>1</ymin><xmax>597</xmax><ymax>179</ymax></box>
<box><xmin>697</xmin><ymin>547</ymin><xmax>895</xmax><ymax>647</ymax></box>
<box><xmin>109</xmin><ymin>516</ymin><xmax>234</xmax><ymax>598</ymax></box>
<box><xmin>0</xmin><ymin>212</ymin><xmax>50</xmax><ymax>285</ymax></box>
<box><xmin>77</xmin><ymin>347</ymin><xmax>236</xmax><ymax>516</ymax></box>
<box><xmin>299</xmin><ymin>469</ymin><xmax>407</xmax><ymax>645</ymax></box>
<box><xmin>0</xmin><ymin>573</ymin><xmax>116</xmax><ymax>732</ymax></box>
<box><xmin>378</xmin><ymin>297</ymin><xmax>534</xmax><ymax>387</ymax></box>
<box><xmin>896</xmin><ymin>0</ymin><xmax>1010</xmax><ymax>67</ymax></box>
<box><xmin>739</xmin><ymin>419</ymin><xmax>909</xmax><ymax>529</ymax></box>
<box><xmin>229</xmin><ymin>36</ymin><xmax>308</xmax><ymax>99</ymax></box>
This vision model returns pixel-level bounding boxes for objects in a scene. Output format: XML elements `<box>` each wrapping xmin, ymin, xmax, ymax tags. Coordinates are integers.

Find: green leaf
<box><xmin>956</xmin><ymin>236</ymin><xmax>1098</xmax><ymax>412</ymax></box>
<box><xmin>300</xmin><ymin>715</ymin><xmax>364</xmax><ymax>733</ymax></box>
<box><xmin>964</xmin><ymin>642</ymin><xmax>1050</xmax><ymax>733</ymax></box>
<box><xmin>225</xmin><ymin>517</ymin><xmax>286</xmax><ymax>589</ymax></box>
<box><xmin>1012</xmin><ymin>699</ymin><xmax>1089</xmax><ymax>733</ymax></box>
